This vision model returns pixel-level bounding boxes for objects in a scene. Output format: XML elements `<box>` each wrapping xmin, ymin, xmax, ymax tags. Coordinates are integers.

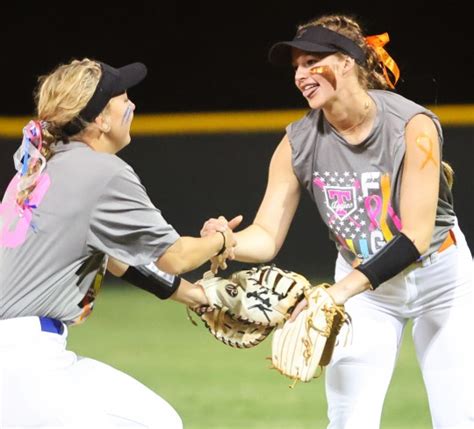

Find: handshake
<box><xmin>194</xmin><ymin>213</ymin><xmax>351</xmax><ymax>385</ymax></box>
<box><xmin>200</xmin><ymin>214</ymin><xmax>243</xmax><ymax>274</ymax></box>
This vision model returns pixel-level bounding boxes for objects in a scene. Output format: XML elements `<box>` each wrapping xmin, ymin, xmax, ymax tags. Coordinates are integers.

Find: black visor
<box><xmin>268</xmin><ymin>26</ymin><xmax>366</xmax><ymax>66</ymax></box>
<box><xmin>62</xmin><ymin>61</ymin><xmax>147</xmax><ymax>136</ymax></box>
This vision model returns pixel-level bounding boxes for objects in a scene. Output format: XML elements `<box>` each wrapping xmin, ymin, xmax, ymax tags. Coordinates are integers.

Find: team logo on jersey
<box><xmin>313</xmin><ymin>170</ymin><xmax>402</xmax><ymax>261</ymax></box>
<box><xmin>323</xmin><ymin>186</ymin><xmax>357</xmax><ymax>221</ymax></box>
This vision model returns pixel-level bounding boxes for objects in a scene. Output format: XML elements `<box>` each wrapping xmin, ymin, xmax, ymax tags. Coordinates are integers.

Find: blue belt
<box><xmin>39</xmin><ymin>316</ymin><xmax>64</xmax><ymax>335</ymax></box>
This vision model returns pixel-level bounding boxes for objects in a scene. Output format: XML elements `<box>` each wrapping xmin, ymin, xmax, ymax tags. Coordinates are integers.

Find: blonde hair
<box><xmin>34</xmin><ymin>58</ymin><xmax>103</xmax><ymax>151</ymax></box>
<box><xmin>16</xmin><ymin>59</ymin><xmax>102</xmax><ymax>206</ymax></box>
<box><xmin>298</xmin><ymin>14</ymin><xmax>389</xmax><ymax>90</ymax></box>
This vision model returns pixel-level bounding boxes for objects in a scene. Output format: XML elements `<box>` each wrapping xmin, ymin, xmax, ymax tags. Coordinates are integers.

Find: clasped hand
<box><xmin>200</xmin><ymin>215</ymin><xmax>243</xmax><ymax>273</ymax></box>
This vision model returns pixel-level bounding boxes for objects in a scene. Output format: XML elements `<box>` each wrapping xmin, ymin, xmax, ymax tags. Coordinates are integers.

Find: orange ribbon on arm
<box><xmin>365</xmin><ymin>32</ymin><xmax>400</xmax><ymax>89</ymax></box>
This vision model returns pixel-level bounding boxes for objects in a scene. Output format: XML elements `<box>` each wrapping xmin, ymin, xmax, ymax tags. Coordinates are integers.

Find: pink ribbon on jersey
<box><xmin>365</xmin><ymin>195</ymin><xmax>402</xmax><ymax>231</ymax></box>
<box><xmin>365</xmin><ymin>195</ymin><xmax>381</xmax><ymax>231</ymax></box>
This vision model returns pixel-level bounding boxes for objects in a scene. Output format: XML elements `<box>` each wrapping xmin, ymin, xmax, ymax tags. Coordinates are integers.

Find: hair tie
<box><xmin>13</xmin><ymin>120</ymin><xmax>47</xmax><ymax>186</ymax></box>
<box><xmin>365</xmin><ymin>32</ymin><xmax>400</xmax><ymax>89</ymax></box>
<box><xmin>23</xmin><ymin>120</ymin><xmax>44</xmax><ymax>150</ymax></box>
<box><xmin>39</xmin><ymin>120</ymin><xmax>49</xmax><ymax>131</ymax></box>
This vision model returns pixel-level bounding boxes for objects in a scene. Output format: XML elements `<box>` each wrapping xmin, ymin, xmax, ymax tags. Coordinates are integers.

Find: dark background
<box><xmin>1</xmin><ymin>3</ymin><xmax>473</xmax><ymax>115</ymax></box>
<box><xmin>1</xmin><ymin>4</ymin><xmax>473</xmax><ymax>280</ymax></box>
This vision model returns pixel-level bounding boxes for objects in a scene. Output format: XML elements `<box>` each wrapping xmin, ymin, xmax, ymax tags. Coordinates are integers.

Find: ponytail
<box><xmin>442</xmin><ymin>161</ymin><xmax>454</xmax><ymax>190</ymax></box>
<box><xmin>14</xmin><ymin>120</ymin><xmax>50</xmax><ymax>207</ymax></box>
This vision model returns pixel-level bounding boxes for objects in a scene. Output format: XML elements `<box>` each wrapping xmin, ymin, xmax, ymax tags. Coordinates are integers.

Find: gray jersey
<box><xmin>0</xmin><ymin>141</ymin><xmax>179</xmax><ymax>323</ymax></box>
<box><xmin>288</xmin><ymin>90</ymin><xmax>455</xmax><ymax>265</ymax></box>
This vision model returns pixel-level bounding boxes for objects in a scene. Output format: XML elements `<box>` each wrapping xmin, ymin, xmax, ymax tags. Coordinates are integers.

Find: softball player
<box><xmin>0</xmin><ymin>58</ymin><xmax>234</xmax><ymax>428</ymax></box>
<box><xmin>202</xmin><ymin>14</ymin><xmax>474</xmax><ymax>429</ymax></box>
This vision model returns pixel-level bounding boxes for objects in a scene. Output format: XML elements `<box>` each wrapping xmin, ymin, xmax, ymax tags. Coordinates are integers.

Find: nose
<box><xmin>130</xmin><ymin>101</ymin><xmax>136</xmax><ymax>111</ymax></box>
<box><xmin>294</xmin><ymin>65</ymin><xmax>309</xmax><ymax>86</ymax></box>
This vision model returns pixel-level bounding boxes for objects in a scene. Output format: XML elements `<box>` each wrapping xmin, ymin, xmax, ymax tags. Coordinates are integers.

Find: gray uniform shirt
<box><xmin>288</xmin><ymin>90</ymin><xmax>455</xmax><ymax>265</ymax></box>
<box><xmin>0</xmin><ymin>141</ymin><xmax>180</xmax><ymax>323</ymax></box>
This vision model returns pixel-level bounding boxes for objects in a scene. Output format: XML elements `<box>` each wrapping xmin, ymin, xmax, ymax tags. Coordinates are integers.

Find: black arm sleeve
<box><xmin>355</xmin><ymin>232</ymin><xmax>421</xmax><ymax>289</ymax></box>
<box><xmin>122</xmin><ymin>263</ymin><xmax>182</xmax><ymax>299</ymax></box>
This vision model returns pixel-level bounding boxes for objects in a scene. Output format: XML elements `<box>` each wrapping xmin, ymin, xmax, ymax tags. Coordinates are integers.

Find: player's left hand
<box><xmin>288</xmin><ymin>285</ymin><xmax>348</xmax><ymax>322</ymax></box>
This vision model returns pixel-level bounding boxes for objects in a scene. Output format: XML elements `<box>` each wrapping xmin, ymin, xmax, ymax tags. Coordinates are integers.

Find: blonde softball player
<box><xmin>0</xmin><ymin>58</ymin><xmax>234</xmax><ymax>428</ymax></box>
<box><xmin>201</xmin><ymin>14</ymin><xmax>474</xmax><ymax>429</ymax></box>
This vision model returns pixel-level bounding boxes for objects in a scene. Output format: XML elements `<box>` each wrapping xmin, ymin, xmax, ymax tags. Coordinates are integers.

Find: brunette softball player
<box><xmin>201</xmin><ymin>14</ymin><xmax>474</xmax><ymax>429</ymax></box>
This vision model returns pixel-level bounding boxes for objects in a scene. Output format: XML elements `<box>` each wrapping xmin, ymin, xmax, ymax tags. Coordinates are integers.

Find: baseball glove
<box><xmin>270</xmin><ymin>283</ymin><xmax>350</xmax><ymax>384</ymax></box>
<box><xmin>190</xmin><ymin>265</ymin><xmax>311</xmax><ymax>348</ymax></box>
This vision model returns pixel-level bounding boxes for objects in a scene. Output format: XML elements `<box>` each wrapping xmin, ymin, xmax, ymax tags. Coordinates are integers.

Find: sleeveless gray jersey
<box><xmin>0</xmin><ymin>141</ymin><xmax>180</xmax><ymax>323</ymax></box>
<box><xmin>288</xmin><ymin>90</ymin><xmax>455</xmax><ymax>265</ymax></box>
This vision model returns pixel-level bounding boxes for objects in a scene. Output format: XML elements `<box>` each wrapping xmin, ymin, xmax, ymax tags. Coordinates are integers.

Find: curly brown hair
<box><xmin>299</xmin><ymin>14</ymin><xmax>389</xmax><ymax>90</ymax></box>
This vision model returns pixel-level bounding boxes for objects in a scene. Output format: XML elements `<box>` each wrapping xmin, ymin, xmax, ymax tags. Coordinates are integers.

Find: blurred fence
<box><xmin>1</xmin><ymin>110</ymin><xmax>473</xmax><ymax>281</ymax></box>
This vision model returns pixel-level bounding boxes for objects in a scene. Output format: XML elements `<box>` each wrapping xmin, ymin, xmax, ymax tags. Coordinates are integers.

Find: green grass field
<box><xmin>68</xmin><ymin>284</ymin><xmax>432</xmax><ymax>429</ymax></box>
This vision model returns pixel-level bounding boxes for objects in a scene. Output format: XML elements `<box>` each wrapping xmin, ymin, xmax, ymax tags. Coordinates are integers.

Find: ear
<box><xmin>341</xmin><ymin>55</ymin><xmax>356</xmax><ymax>75</ymax></box>
<box><xmin>94</xmin><ymin>113</ymin><xmax>111</xmax><ymax>133</ymax></box>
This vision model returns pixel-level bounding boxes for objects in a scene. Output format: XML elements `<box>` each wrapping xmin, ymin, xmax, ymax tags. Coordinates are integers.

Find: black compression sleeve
<box><xmin>122</xmin><ymin>263</ymin><xmax>181</xmax><ymax>299</ymax></box>
<box><xmin>355</xmin><ymin>232</ymin><xmax>421</xmax><ymax>289</ymax></box>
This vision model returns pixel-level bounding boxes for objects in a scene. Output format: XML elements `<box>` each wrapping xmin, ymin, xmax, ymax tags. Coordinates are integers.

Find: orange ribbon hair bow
<box><xmin>365</xmin><ymin>32</ymin><xmax>400</xmax><ymax>89</ymax></box>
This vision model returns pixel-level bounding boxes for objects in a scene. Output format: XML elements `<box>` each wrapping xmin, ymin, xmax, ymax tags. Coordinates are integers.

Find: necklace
<box><xmin>337</xmin><ymin>99</ymin><xmax>373</xmax><ymax>135</ymax></box>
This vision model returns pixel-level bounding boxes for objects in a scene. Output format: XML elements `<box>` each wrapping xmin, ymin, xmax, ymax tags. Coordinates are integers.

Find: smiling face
<box><xmin>292</xmin><ymin>48</ymin><xmax>346</xmax><ymax>109</ymax></box>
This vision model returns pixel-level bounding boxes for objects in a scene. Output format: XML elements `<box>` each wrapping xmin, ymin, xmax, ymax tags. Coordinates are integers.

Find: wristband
<box><xmin>216</xmin><ymin>230</ymin><xmax>226</xmax><ymax>256</ymax></box>
<box><xmin>355</xmin><ymin>232</ymin><xmax>421</xmax><ymax>289</ymax></box>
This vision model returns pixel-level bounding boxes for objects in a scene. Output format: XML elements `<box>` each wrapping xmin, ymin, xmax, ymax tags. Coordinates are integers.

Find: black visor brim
<box><xmin>268</xmin><ymin>41</ymin><xmax>338</xmax><ymax>65</ymax></box>
<box><xmin>113</xmin><ymin>62</ymin><xmax>148</xmax><ymax>96</ymax></box>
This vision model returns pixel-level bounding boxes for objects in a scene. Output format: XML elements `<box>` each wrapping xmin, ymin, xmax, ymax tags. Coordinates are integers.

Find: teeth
<box><xmin>302</xmin><ymin>83</ymin><xmax>319</xmax><ymax>98</ymax></box>
<box><xmin>302</xmin><ymin>83</ymin><xmax>319</xmax><ymax>91</ymax></box>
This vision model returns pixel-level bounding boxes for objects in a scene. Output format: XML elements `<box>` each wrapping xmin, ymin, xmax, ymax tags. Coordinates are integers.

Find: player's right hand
<box><xmin>200</xmin><ymin>214</ymin><xmax>243</xmax><ymax>237</ymax></box>
<box><xmin>202</xmin><ymin>215</ymin><xmax>242</xmax><ymax>273</ymax></box>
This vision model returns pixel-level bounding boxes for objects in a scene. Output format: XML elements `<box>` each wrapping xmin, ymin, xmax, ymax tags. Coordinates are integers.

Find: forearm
<box><xmin>107</xmin><ymin>258</ymin><xmax>207</xmax><ymax>305</ymax></box>
<box><xmin>156</xmin><ymin>234</ymin><xmax>224</xmax><ymax>275</ymax></box>
<box><xmin>170</xmin><ymin>278</ymin><xmax>208</xmax><ymax>308</ymax></box>
<box><xmin>329</xmin><ymin>269</ymin><xmax>372</xmax><ymax>304</ymax></box>
<box><xmin>233</xmin><ymin>223</ymin><xmax>279</xmax><ymax>263</ymax></box>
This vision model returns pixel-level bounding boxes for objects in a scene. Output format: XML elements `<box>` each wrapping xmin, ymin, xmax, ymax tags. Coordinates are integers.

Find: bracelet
<box><xmin>216</xmin><ymin>230</ymin><xmax>226</xmax><ymax>256</ymax></box>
